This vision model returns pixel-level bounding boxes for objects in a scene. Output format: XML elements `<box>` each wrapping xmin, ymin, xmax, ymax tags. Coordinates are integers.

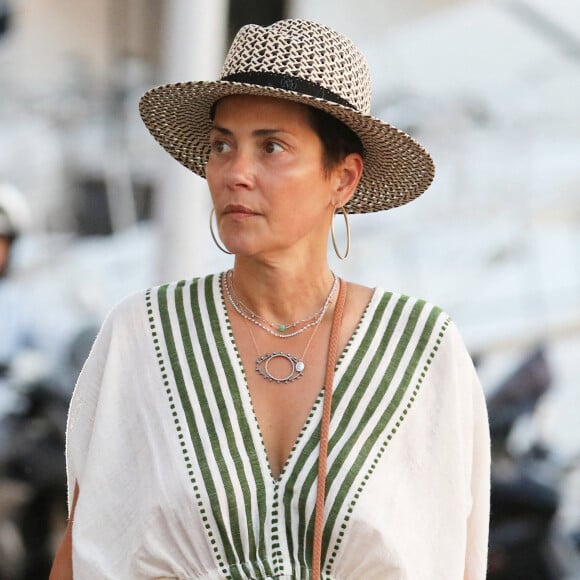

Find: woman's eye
<box><xmin>210</xmin><ymin>140</ymin><xmax>231</xmax><ymax>154</ymax></box>
<box><xmin>264</xmin><ymin>141</ymin><xmax>283</xmax><ymax>154</ymax></box>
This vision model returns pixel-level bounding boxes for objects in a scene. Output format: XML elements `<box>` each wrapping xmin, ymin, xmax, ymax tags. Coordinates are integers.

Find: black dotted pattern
<box><xmin>271</xmin><ymin>484</ymin><xmax>283</xmax><ymax>576</ymax></box>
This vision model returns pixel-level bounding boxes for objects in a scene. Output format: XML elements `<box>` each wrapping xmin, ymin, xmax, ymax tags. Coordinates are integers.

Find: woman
<box><xmin>51</xmin><ymin>19</ymin><xmax>490</xmax><ymax>579</ymax></box>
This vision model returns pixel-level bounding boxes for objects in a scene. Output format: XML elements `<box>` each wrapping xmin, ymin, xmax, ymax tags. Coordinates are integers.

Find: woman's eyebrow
<box><xmin>252</xmin><ymin>128</ymin><xmax>283</xmax><ymax>136</ymax></box>
<box><xmin>210</xmin><ymin>125</ymin><xmax>285</xmax><ymax>137</ymax></box>
<box><xmin>209</xmin><ymin>125</ymin><xmax>231</xmax><ymax>135</ymax></box>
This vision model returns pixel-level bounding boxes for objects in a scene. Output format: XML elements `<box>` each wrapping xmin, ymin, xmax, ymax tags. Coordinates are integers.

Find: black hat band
<box><xmin>221</xmin><ymin>71</ymin><xmax>356</xmax><ymax>111</ymax></box>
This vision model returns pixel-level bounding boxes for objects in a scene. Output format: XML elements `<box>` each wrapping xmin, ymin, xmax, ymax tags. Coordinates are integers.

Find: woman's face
<box><xmin>206</xmin><ymin>95</ymin><xmax>355</xmax><ymax>260</ymax></box>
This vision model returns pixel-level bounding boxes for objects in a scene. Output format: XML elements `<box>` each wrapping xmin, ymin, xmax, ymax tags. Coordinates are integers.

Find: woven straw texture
<box><xmin>139</xmin><ymin>19</ymin><xmax>435</xmax><ymax>214</ymax></box>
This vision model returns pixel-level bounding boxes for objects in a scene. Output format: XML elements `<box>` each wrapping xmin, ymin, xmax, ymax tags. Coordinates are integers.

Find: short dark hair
<box><xmin>305</xmin><ymin>107</ymin><xmax>364</xmax><ymax>175</ymax></box>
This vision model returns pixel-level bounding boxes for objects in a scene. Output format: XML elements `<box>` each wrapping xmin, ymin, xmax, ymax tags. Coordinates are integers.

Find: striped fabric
<box><xmin>146</xmin><ymin>274</ymin><xmax>449</xmax><ymax>579</ymax></box>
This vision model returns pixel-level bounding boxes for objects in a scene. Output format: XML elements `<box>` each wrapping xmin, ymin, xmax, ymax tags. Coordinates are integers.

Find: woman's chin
<box><xmin>222</xmin><ymin>241</ymin><xmax>280</xmax><ymax>259</ymax></box>
<box><xmin>220</xmin><ymin>239</ymin><xmax>254</xmax><ymax>256</ymax></box>
<box><xmin>220</xmin><ymin>232</ymin><xmax>269</xmax><ymax>257</ymax></box>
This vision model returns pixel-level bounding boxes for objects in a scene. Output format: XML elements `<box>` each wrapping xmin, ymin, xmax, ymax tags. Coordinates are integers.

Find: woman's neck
<box><xmin>230</xmin><ymin>257</ymin><xmax>336</xmax><ymax>323</ymax></box>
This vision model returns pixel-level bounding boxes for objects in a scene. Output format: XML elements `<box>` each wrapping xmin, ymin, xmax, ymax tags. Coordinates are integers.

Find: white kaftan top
<box><xmin>66</xmin><ymin>274</ymin><xmax>490</xmax><ymax>579</ymax></box>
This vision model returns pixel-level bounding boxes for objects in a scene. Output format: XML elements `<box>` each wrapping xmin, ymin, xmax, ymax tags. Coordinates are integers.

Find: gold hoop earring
<box><xmin>331</xmin><ymin>206</ymin><xmax>350</xmax><ymax>260</ymax></box>
<box><xmin>209</xmin><ymin>208</ymin><xmax>233</xmax><ymax>255</ymax></box>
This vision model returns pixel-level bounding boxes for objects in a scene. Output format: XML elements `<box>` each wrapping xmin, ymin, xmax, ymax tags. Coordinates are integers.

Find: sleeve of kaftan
<box><xmin>64</xmin><ymin>305</ymin><xmax>117</xmax><ymax>513</ymax></box>
<box><xmin>459</xmin><ymin>329</ymin><xmax>491</xmax><ymax>580</ymax></box>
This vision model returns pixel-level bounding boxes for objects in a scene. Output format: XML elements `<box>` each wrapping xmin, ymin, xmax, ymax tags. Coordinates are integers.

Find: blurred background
<box><xmin>0</xmin><ymin>0</ymin><xmax>579</xmax><ymax>578</ymax></box>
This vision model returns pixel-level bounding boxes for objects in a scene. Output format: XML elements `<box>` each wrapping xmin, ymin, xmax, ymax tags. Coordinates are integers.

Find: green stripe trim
<box><xmin>210</xmin><ymin>276</ymin><xmax>273</xmax><ymax>574</ymax></box>
<box><xmin>157</xmin><ymin>276</ymin><xmax>275</xmax><ymax>579</ymax></box>
<box><xmin>325</xmin><ymin>297</ymin><xmax>425</xmax><ymax>495</ymax></box>
<box><xmin>324</xmin><ymin>310</ymin><xmax>450</xmax><ymax>574</ymax></box>
<box><xmin>198</xmin><ymin>276</ymin><xmax>271</xmax><ymax>577</ymax></box>
<box><xmin>171</xmin><ymin>278</ymin><xmax>246</xmax><ymax>569</ymax></box>
<box><xmin>322</xmin><ymin>300</ymin><xmax>438</xmax><ymax>544</ymax></box>
<box><xmin>308</xmin><ymin>294</ymin><xmax>422</xmax><ymax>560</ymax></box>
<box><xmin>154</xmin><ymin>283</ymin><xmax>231</xmax><ymax>577</ymax></box>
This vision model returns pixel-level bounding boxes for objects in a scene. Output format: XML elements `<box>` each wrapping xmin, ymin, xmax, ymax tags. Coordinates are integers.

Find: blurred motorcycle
<box><xmin>486</xmin><ymin>347</ymin><xmax>580</xmax><ymax>579</ymax></box>
<box><xmin>0</xmin><ymin>328</ymin><xmax>96</xmax><ymax>579</ymax></box>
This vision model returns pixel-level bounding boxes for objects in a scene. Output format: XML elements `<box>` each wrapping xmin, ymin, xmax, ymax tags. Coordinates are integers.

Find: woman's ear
<box><xmin>332</xmin><ymin>153</ymin><xmax>364</xmax><ymax>207</ymax></box>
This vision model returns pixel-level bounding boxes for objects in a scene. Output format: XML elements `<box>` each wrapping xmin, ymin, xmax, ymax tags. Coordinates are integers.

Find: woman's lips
<box><xmin>223</xmin><ymin>205</ymin><xmax>259</xmax><ymax>219</ymax></box>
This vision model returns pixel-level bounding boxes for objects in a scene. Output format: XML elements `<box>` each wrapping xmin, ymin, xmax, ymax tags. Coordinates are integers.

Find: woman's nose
<box><xmin>225</xmin><ymin>149</ymin><xmax>255</xmax><ymax>189</ymax></box>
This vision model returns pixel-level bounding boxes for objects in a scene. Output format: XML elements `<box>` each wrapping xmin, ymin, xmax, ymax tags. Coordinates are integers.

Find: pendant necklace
<box><xmin>243</xmin><ymin>310</ymin><xmax>326</xmax><ymax>383</ymax></box>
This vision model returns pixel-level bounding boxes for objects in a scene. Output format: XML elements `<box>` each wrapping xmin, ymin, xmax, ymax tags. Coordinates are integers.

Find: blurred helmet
<box><xmin>0</xmin><ymin>183</ymin><xmax>31</xmax><ymax>240</ymax></box>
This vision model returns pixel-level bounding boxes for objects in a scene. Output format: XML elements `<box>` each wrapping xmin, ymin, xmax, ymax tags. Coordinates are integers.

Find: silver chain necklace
<box><xmin>223</xmin><ymin>269</ymin><xmax>337</xmax><ymax>338</ymax></box>
<box><xmin>242</xmin><ymin>305</ymin><xmax>325</xmax><ymax>383</ymax></box>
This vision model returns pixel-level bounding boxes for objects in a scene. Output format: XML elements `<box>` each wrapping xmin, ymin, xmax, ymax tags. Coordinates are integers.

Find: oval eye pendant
<box><xmin>255</xmin><ymin>352</ymin><xmax>305</xmax><ymax>383</ymax></box>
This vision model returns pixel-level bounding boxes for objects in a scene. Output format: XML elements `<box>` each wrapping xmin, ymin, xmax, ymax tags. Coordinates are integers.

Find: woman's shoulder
<box><xmin>107</xmin><ymin>273</ymin><xmax>220</xmax><ymax>322</ymax></box>
<box><xmin>347</xmin><ymin>279</ymin><xmax>450</xmax><ymax>322</ymax></box>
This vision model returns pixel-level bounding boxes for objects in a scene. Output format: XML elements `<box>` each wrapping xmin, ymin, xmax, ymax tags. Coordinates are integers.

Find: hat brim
<box><xmin>139</xmin><ymin>80</ymin><xmax>435</xmax><ymax>214</ymax></box>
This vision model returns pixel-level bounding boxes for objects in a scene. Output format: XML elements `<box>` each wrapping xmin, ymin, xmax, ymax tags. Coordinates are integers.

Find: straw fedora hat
<box><xmin>139</xmin><ymin>19</ymin><xmax>435</xmax><ymax>214</ymax></box>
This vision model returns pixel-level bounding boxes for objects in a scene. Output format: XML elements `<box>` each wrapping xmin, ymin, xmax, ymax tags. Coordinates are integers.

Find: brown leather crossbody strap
<box><xmin>312</xmin><ymin>278</ymin><xmax>347</xmax><ymax>580</ymax></box>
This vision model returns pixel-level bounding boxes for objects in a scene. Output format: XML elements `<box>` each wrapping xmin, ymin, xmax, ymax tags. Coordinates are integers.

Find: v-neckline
<box><xmin>217</xmin><ymin>276</ymin><xmax>379</xmax><ymax>485</ymax></box>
